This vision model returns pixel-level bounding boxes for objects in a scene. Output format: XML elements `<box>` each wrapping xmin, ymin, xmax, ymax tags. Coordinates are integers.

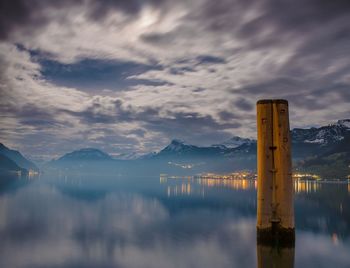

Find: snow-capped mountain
<box><xmin>40</xmin><ymin>118</ymin><xmax>349</xmax><ymax>177</ymax></box>
<box><xmin>138</xmin><ymin>152</ymin><xmax>157</xmax><ymax>159</ymax></box>
<box><xmin>297</xmin><ymin>120</ymin><xmax>350</xmax><ymax>179</ymax></box>
<box><xmin>153</xmin><ymin>139</ymin><xmax>224</xmax><ymax>159</ymax></box>
<box><xmin>148</xmin><ymin>119</ymin><xmax>350</xmax><ymax>161</ymax></box>
<box><xmin>160</xmin><ymin>139</ymin><xmax>197</xmax><ymax>153</ymax></box>
<box><xmin>337</xmin><ymin>119</ymin><xmax>350</xmax><ymax>129</ymax></box>
<box><xmin>292</xmin><ymin>119</ymin><xmax>350</xmax><ymax>145</ymax></box>
<box><xmin>57</xmin><ymin>148</ymin><xmax>112</xmax><ymax>161</ymax></box>
<box><xmin>148</xmin><ymin>138</ymin><xmax>257</xmax><ymax>161</ymax></box>
<box><xmin>210</xmin><ymin>119</ymin><xmax>350</xmax><ymax>150</ymax></box>
<box><xmin>212</xmin><ymin>136</ymin><xmax>256</xmax><ymax>149</ymax></box>
<box><xmin>113</xmin><ymin>152</ymin><xmax>143</xmax><ymax>160</ymax></box>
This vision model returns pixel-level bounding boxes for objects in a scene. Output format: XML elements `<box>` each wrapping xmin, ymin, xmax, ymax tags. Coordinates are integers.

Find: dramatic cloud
<box><xmin>0</xmin><ymin>0</ymin><xmax>350</xmax><ymax>159</ymax></box>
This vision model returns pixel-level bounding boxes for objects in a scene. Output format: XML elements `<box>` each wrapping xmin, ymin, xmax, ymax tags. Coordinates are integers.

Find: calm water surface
<box><xmin>0</xmin><ymin>175</ymin><xmax>349</xmax><ymax>268</ymax></box>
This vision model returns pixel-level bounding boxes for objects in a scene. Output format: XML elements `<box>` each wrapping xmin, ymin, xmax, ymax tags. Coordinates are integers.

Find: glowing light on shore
<box><xmin>161</xmin><ymin>171</ymin><xmax>350</xmax><ymax>196</ymax></box>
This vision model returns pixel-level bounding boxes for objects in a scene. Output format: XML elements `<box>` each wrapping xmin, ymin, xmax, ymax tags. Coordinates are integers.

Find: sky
<box><xmin>0</xmin><ymin>0</ymin><xmax>350</xmax><ymax>161</ymax></box>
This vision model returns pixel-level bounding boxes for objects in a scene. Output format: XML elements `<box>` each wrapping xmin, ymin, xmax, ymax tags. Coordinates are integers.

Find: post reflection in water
<box><xmin>257</xmin><ymin>244</ymin><xmax>295</xmax><ymax>268</ymax></box>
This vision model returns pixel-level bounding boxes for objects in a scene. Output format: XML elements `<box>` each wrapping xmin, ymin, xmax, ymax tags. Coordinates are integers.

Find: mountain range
<box><xmin>56</xmin><ymin>148</ymin><xmax>113</xmax><ymax>161</ymax></box>
<box><xmin>293</xmin><ymin>120</ymin><xmax>350</xmax><ymax>179</ymax></box>
<box><xmin>1</xmin><ymin>119</ymin><xmax>349</xmax><ymax>178</ymax></box>
<box><xmin>45</xmin><ymin>119</ymin><xmax>350</xmax><ymax>178</ymax></box>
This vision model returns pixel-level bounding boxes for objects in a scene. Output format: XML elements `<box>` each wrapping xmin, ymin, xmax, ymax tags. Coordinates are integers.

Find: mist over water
<box><xmin>0</xmin><ymin>175</ymin><xmax>349</xmax><ymax>268</ymax></box>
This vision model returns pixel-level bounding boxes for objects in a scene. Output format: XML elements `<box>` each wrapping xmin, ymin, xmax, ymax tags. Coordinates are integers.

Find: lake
<box><xmin>0</xmin><ymin>175</ymin><xmax>349</xmax><ymax>268</ymax></box>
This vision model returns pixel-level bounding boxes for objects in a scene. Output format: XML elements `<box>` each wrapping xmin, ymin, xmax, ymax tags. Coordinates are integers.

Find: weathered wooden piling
<box><xmin>256</xmin><ymin>99</ymin><xmax>295</xmax><ymax>245</ymax></box>
<box><xmin>257</xmin><ymin>244</ymin><xmax>295</xmax><ymax>268</ymax></box>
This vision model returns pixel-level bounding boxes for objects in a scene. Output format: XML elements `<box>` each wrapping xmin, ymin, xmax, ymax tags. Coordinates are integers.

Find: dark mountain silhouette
<box><xmin>47</xmin><ymin>148</ymin><xmax>118</xmax><ymax>174</ymax></box>
<box><xmin>56</xmin><ymin>148</ymin><xmax>113</xmax><ymax>161</ymax></box>
<box><xmin>0</xmin><ymin>143</ymin><xmax>38</xmax><ymax>172</ymax></box>
<box><xmin>0</xmin><ymin>154</ymin><xmax>26</xmax><ymax>174</ymax></box>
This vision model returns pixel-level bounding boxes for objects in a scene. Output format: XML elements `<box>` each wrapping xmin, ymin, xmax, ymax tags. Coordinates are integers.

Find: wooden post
<box><xmin>257</xmin><ymin>244</ymin><xmax>294</xmax><ymax>268</ymax></box>
<box><xmin>256</xmin><ymin>99</ymin><xmax>294</xmax><ymax>245</ymax></box>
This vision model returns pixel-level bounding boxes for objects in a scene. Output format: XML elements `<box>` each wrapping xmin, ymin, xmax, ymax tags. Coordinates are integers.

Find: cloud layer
<box><xmin>1</xmin><ymin>0</ymin><xmax>350</xmax><ymax>159</ymax></box>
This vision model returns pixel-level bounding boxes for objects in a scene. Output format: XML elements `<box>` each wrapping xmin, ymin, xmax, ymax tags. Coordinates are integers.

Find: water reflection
<box><xmin>0</xmin><ymin>175</ymin><xmax>349</xmax><ymax>267</ymax></box>
<box><xmin>161</xmin><ymin>177</ymin><xmax>257</xmax><ymax>197</ymax></box>
<box><xmin>197</xmin><ymin>178</ymin><xmax>256</xmax><ymax>190</ymax></box>
<box><xmin>0</xmin><ymin>182</ymin><xmax>257</xmax><ymax>267</ymax></box>
<box><xmin>294</xmin><ymin>180</ymin><xmax>322</xmax><ymax>194</ymax></box>
<box><xmin>162</xmin><ymin>177</ymin><xmax>350</xmax><ymax>196</ymax></box>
